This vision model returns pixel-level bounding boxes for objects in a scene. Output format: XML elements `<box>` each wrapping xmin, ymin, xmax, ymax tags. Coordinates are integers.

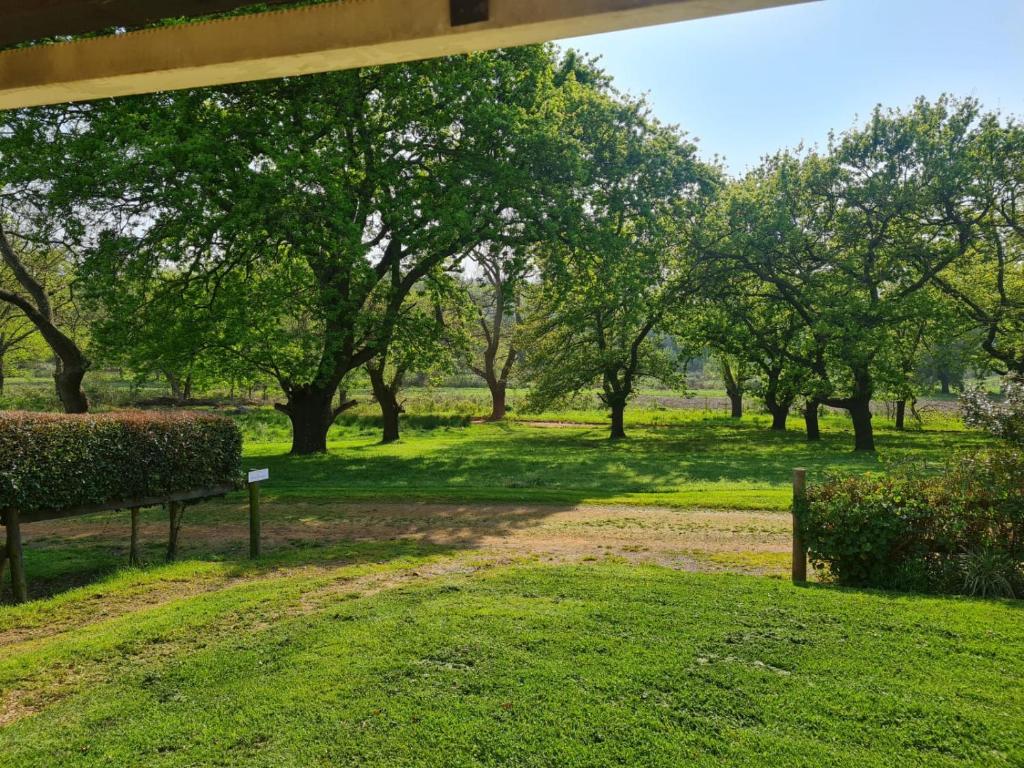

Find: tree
<box><xmin>0</xmin><ymin>297</ymin><xmax>41</xmax><ymax>397</ymax></box>
<box><xmin>0</xmin><ymin>225</ymin><xmax>89</xmax><ymax>412</ymax></box>
<box><xmin>522</xmin><ymin>81</ymin><xmax>714</xmax><ymax>440</ymax></box>
<box><xmin>709</xmin><ymin>98</ymin><xmax>984</xmax><ymax>451</ymax></box>
<box><xmin>695</xmin><ymin>286</ymin><xmax>812</xmax><ymax>431</ymax></box>
<box><xmin>462</xmin><ymin>246</ymin><xmax>528</xmax><ymax>421</ymax></box>
<box><xmin>933</xmin><ymin>114</ymin><xmax>1024</xmax><ymax>376</ymax></box>
<box><xmin>366</xmin><ymin>277</ymin><xmax>464</xmax><ymax>443</ymax></box>
<box><xmin>48</xmin><ymin>48</ymin><xmax>561</xmax><ymax>453</ymax></box>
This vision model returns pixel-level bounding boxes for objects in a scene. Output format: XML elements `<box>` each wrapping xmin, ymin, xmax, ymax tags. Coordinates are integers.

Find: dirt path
<box><xmin>24</xmin><ymin>500</ymin><xmax>792</xmax><ymax>575</ymax></box>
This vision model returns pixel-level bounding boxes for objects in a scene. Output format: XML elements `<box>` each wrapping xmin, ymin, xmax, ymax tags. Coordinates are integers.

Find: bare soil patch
<box><xmin>25</xmin><ymin>500</ymin><xmax>791</xmax><ymax>574</ymax></box>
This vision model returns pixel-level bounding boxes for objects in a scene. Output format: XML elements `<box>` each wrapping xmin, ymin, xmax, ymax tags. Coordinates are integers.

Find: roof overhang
<box><xmin>0</xmin><ymin>0</ymin><xmax>811</xmax><ymax>110</ymax></box>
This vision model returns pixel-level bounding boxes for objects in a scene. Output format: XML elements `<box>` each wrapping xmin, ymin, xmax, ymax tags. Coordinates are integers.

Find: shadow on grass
<box><xmin>1</xmin><ymin>498</ymin><xmax>578</xmax><ymax>603</ymax></box>
<box><xmin>793</xmin><ymin>575</ymin><xmax>1024</xmax><ymax>608</ymax></box>
<box><xmin>246</xmin><ymin>418</ymin><xmax>988</xmax><ymax>505</ymax></box>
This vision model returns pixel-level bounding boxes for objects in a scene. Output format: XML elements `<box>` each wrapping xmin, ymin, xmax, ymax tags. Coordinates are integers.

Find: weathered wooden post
<box><xmin>166</xmin><ymin>501</ymin><xmax>184</xmax><ymax>562</ymax></box>
<box><xmin>129</xmin><ymin>507</ymin><xmax>141</xmax><ymax>566</ymax></box>
<box><xmin>0</xmin><ymin>538</ymin><xmax>7</xmax><ymax>598</ymax></box>
<box><xmin>5</xmin><ymin>509</ymin><xmax>28</xmax><ymax>603</ymax></box>
<box><xmin>247</xmin><ymin>468</ymin><xmax>269</xmax><ymax>559</ymax></box>
<box><xmin>792</xmin><ymin>468</ymin><xmax>807</xmax><ymax>584</ymax></box>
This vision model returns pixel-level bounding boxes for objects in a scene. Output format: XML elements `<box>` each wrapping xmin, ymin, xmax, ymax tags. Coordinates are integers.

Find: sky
<box><xmin>559</xmin><ymin>0</ymin><xmax>1024</xmax><ymax>174</ymax></box>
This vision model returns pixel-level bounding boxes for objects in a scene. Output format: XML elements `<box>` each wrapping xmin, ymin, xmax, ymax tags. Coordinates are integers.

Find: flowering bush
<box><xmin>960</xmin><ymin>376</ymin><xmax>1024</xmax><ymax>445</ymax></box>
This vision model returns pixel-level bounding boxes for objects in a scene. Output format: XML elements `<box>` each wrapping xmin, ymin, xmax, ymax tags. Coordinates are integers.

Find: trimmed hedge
<box><xmin>0</xmin><ymin>411</ymin><xmax>242</xmax><ymax>516</ymax></box>
<box><xmin>798</xmin><ymin>448</ymin><xmax>1024</xmax><ymax>598</ymax></box>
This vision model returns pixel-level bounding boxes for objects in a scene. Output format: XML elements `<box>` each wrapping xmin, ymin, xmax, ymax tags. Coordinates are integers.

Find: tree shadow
<box><xmin>1</xmin><ymin>498</ymin><xmax>579</xmax><ymax>603</ymax></box>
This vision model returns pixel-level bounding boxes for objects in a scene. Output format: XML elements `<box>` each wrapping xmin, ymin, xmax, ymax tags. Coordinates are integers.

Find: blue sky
<box><xmin>560</xmin><ymin>0</ymin><xmax>1024</xmax><ymax>174</ymax></box>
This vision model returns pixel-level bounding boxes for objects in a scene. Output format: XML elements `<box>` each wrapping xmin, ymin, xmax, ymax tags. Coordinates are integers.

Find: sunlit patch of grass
<box><xmin>2</xmin><ymin>563</ymin><xmax>1022</xmax><ymax>766</ymax></box>
<box><xmin>235</xmin><ymin>412</ymin><xmax>990</xmax><ymax>512</ymax></box>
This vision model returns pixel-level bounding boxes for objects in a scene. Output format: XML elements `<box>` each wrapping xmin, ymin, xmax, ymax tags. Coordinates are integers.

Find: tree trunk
<box><xmin>763</xmin><ymin>378</ymin><xmax>791</xmax><ymax>431</ymax></box>
<box><xmin>849</xmin><ymin>397</ymin><xmax>875</xmax><ymax>452</ymax></box>
<box><xmin>182</xmin><ymin>375</ymin><xmax>193</xmax><ymax>401</ymax></box>
<box><xmin>804</xmin><ymin>399</ymin><xmax>821</xmax><ymax>441</ymax></box>
<box><xmin>54</xmin><ymin>363</ymin><xmax>89</xmax><ymax>414</ymax></box>
<box><xmin>276</xmin><ymin>385</ymin><xmax>337</xmax><ymax>455</ymax></box>
<box><xmin>167</xmin><ymin>371</ymin><xmax>182</xmax><ymax>400</ymax></box>
<box><xmin>728</xmin><ymin>391</ymin><xmax>742</xmax><ymax>419</ymax></box>
<box><xmin>486</xmin><ymin>378</ymin><xmax>507</xmax><ymax>421</ymax></box>
<box><xmin>609</xmin><ymin>400</ymin><xmax>627</xmax><ymax>440</ymax></box>
<box><xmin>0</xmin><ymin>349</ymin><xmax>5</xmax><ymax>397</ymax></box>
<box><xmin>722</xmin><ymin>362</ymin><xmax>743</xmax><ymax>419</ymax></box>
<box><xmin>939</xmin><ymin>373</ymin><xmax>951</xmax><ymax>395</ymax></box>
<box><xmin>894</xmin><ymin>399</ymin><xmax>906</xmax><ymax>431</ymax></box>
<box><xmin>368</xmin><ymin>364</ymin><xmax>401</xmax><ymax>444</ymax></box>
<box><xmin>770</xmin><ymin>404</ymin><xmax>790</xmax><ymax>431</ymax></box>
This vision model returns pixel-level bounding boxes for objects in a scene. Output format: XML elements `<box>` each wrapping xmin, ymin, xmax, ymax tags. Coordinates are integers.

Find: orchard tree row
<box><xmin>0</xmin><ymin>47</ymin><xmax>1020</xmax><ymax>452</ymax></box>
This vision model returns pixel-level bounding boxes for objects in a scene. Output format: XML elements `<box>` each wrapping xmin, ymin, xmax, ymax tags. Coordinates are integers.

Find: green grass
<box><xmin>2</xmin><ymin>401</ymin><xmax>1018</xmax><ymax>765</ymax></box>
<box><xmin>237</xmin><ymin>409</ymin><xmax>990</xmax><ymax>511</ymax></box>
<box><xmin>2</xmin><ymin>560</ymin><xmax>1021</xmax><ymax>766</ymax></box>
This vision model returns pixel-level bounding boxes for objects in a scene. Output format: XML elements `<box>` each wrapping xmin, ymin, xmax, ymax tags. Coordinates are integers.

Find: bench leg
<box><xmin>0</xmin><ymin>542</ymin><xmax>7</xmax><ymax>598</ymax></box>
<box><xmin>166</xmin><ymin>502</ymin><xmax>184</xmax><ymax>562</ymax></box>
<box><xmin>129</xmin><ymin>507</ymin><xmax>141</xmax><ymax>566</ymax></box>
<box><xmin>5</xmin><ymin>510</ymin><xmax>28</xmax><ymax>603</ymax></box>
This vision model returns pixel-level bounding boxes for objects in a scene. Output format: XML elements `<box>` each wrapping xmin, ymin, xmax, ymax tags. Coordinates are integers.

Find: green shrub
<box><xmin>799</xmin><ymin>448</ymin><xmax>1024</xmax><ymax>597</ymax></box>
<box><xmin>0</xmin><ymin>411</ymin><xmax>242</xmax><ymax>517</ymax></box>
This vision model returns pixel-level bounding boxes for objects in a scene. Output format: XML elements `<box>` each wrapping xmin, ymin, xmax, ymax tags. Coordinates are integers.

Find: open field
<box><xmin>239</xmin><ymin>410</ymin><xmax>986</xmax><ymax>510</ymax></box>
<box><xmin>3</xmin><ymin>408</ymin><xmax>1020</xmax><ymax>766</ymax></box>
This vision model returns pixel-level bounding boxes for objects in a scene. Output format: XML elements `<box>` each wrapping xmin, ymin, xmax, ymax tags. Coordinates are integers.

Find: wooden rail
<box><xmin>1</xmin><ymin>483</ymin><xmax>240</xmax><ymax>604</ymax></box>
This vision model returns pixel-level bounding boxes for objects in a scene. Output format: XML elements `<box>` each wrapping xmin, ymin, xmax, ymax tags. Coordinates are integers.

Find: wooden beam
<box><xmin>0</xmin><ymin>1</ymin><xmax>297</xmax><ymax>49</ymax></box>
<box><xmin>0</xmin><ymin>0</ymin><xmax>812</xmax><ymax>110</ymax></box>
<box><xmin>1</xmin><ymin>483</ymin><xmax>238</xmax><ymax>525</ymax></box>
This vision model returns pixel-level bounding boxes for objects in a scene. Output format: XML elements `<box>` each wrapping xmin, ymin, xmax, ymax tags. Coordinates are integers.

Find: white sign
<box><xmin>248</xmin><ymin>468</ymin><xmax>270</xmax><ymax>483</ymax></box>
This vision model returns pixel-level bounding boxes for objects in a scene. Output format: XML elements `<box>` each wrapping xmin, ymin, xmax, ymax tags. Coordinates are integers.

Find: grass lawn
<box><xmin>240</xmin><ymin>408</ymin><xmax>989</xmax><ymax>510</ymax></box>
<box><xmin>1</xmin><ymin>558</ymin><xmax>1021</xmax><ymax>766</ymax></box>
<box><xmin>3</xmin><ymin>404</ymin><xmax>1017</xmax><ymax>766</ymax></box>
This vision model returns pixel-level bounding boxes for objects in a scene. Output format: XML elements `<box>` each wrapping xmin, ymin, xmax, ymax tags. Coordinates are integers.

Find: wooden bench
<box><xmin>1</xmin><ymin>483</ymin><xmax>239</xmax><ymax>604</ymax></box>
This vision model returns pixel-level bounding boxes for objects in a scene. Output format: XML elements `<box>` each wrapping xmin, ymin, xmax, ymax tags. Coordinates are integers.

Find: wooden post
<box><xmin>0</xmin><ymin>539</ymin><xmax>7</xmax><ymax>598</ymax></box>
<box><xmin>249</xmin><ymin>481</ymin><xmax>261</xmax><ymax>559</ymax></box>
<box><xmin>792</xmin><ymin>468</ymin><xmax>807</xmax><ymax>584</ymax></box>
<box><xmin>129</xmin><ymin>507</ymin><xmax>141</xmax><ymax>566</ymax></box>
<box><xmin>5</xmin><ymin>509</ymin><xmax>28</xmax><ymax>603</ymax></box>
<box><xmin>166</xmin><ymin>501</ymin><xmax>183</xmax><ymax>562</ymax></box>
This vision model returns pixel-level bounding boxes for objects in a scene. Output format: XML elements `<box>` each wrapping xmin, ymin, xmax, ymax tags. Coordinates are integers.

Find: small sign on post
<box><xmin>247</xmin><ymin>468</ymin><xmax>269</xmax><ymax>559</ymax></box>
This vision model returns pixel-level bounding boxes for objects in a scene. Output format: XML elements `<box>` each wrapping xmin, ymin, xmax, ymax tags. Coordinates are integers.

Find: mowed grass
<box><xmin>240</xmin><ymin>408</ymin><xmax>989</xmax><ymax>510</ymax></box>
<box><xmin>3</xmin><ymin>402</ymin><xmax>1017</xmax><ymax>766</ymax></box>
<box><xmin>1</xmin><ymin>560</ymin><xmax>1021</xmax><ymax>767</ymax></box>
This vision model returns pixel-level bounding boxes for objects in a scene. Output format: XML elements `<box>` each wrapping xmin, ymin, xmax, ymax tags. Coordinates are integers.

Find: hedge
<box><xmin>798</xmin><ymin>448</ymin><xmax>1024</xmax><ymax>598</ymax></box>
<box><xmin>0</xmin><ymin>411</ymin><xmax>242</xmax><ymax>516</ymax></box>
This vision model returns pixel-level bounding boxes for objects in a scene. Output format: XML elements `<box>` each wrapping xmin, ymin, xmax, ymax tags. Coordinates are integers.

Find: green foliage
<box><xmin>800</xmin><ymin>448</ymin><xmax>1024</xmax><ymax>596</ymax></box>
<box><xmin>0</xmin><ymin>411</ymin><xmax>242</xmax><ymax>515</ymax></box>
<box><xmin>521</xmin><ymin>74</ymin><xmax>716</xmax><ymax>432</ymax></box>
<box><xmin>705</xmin><ymin>97</ymin><xmax>994</xmax><ymax>449</ymax></box>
